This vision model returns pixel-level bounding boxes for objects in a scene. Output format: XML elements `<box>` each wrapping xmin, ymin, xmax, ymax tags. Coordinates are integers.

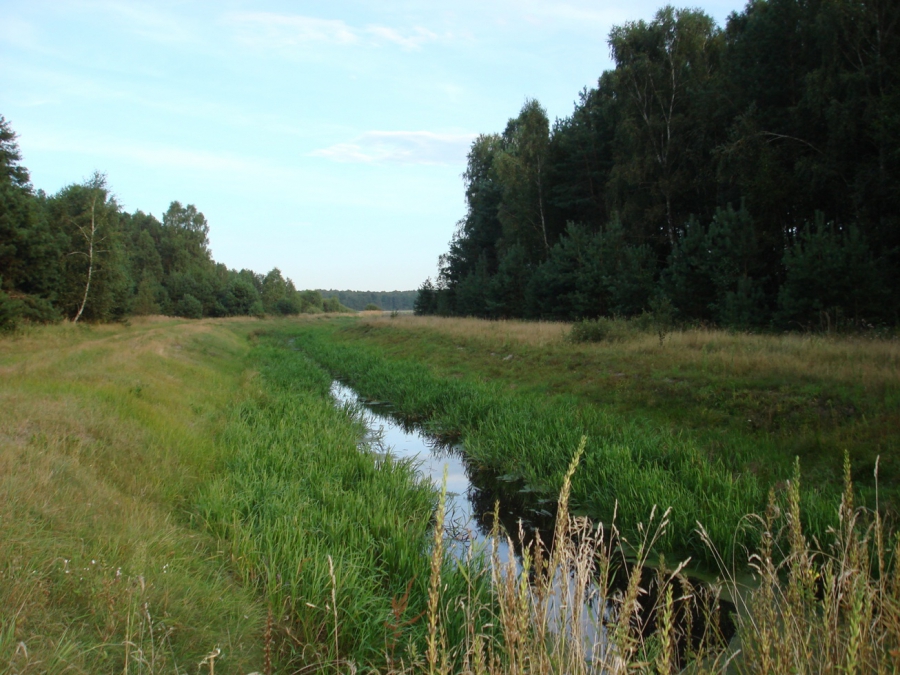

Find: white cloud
<box><xmin>365</xmin><ymin>25</ymin><xmax>438</xmax><ymax>50</ymax></box>
<box><xmin>25</xmin><ymin>130</ymin><xmax>271</xmax><ymax>176</ymax></box>
<box><xmin>0</xmin><ymin>15</ymin><xmax>39</xmax><ymax>50</ymax></box>
<box><xmin>310</xmin><ymin>131</ymin><xmax>476</xmax><ymax>165</ymax></box>
<box><xmin>224</xmin><ymin>11</ymin><xmax>441</xmax><ymax>52</ymax></box>
<box><xmin>83</xmin><ymin>1</ymin><xmax>197</xmax><ymax>43</ymax></box>
<box><xmin>226</xmin><ymin>12</ymin><xmax>359</xmax><ymax>48</ymax></box>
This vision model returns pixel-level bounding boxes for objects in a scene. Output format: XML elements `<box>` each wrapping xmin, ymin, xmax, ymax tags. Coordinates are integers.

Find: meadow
<box><xmin>1</xmin><ymin>315</ymin><xmax>898</xmax><ymax>673</ymax></box>
<box><xmin>0</xmin><ymin>318</ymin><xmax>266</xmax><ymax>673</ymax></box>
<box><xmin>277</xmin><ymin>315</ymin><xmax>899</xmax><ymax>562</ymax></box>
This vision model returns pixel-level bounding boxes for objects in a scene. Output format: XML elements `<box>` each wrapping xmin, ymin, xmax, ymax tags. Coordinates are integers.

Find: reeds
<box><xmin>411</xmin><ymin>437</ymin><xmax>738</xmax><ymax>675</ymax></box>
<box><xmin>395</xmin><ymin>447</ymin><xmax>898</xmax><ymax>675</ymax></box>
<box><xmin>706</xmin><ymin>453</ymin><xmax>900</xmax><ymax>674</ymax></box>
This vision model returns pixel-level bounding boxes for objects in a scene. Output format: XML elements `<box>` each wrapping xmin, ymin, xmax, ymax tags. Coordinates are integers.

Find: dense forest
<box><xmin>417</xmin><ymin>0</ymin><xmax>899</xmax><ymax>330</ymax></box>
<box><xmin>317</xmin><ymin>289</ymin><xmax>417</xmax><ymax>311</ymax></box>
<box><xmin>0</xmin><ymin>118</ymin><xmax>356</xmax><ymax>331</ymax></box>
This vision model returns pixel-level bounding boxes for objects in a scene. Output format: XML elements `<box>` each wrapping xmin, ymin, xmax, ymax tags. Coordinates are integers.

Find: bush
<box><xmin>778</xmin><ymin>217</ymin><xmax>888</xmax><ymax>329</ymax></box>
<box><xmin>175</xmin><ymin>293</ymin><xmax>203</xmax><ymax>319</ymax></box>
<box><xmin>567</xmin><ymin>317</ymin><xmax>628</xmax><ymax>343</ymax></box>
<box><xmin>364</xmin><ymin>303</ymin><xmax>381</xmax><ymax>311</ymax></box>
<box><xmin>249</xmin><ymin>300</ymin><xmax>266</xmax><ymax>318</ymax></box>
<box><xmin>0</xmin><ymin>289</ymin><xmax>22</xmax><ymax>333</ymax></box>
<box><xmin>274</xmin><ymin>296</ymin><xmax>301</xmax><ymax>316</ymax></box>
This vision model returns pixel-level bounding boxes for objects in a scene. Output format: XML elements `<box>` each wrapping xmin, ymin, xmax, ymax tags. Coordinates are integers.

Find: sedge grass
<box><xmin>196</xmin><ymin>340</ymin><xmax>488</xmax><ymax>672</ymax></box>
<box><xmin>273</xmin><ymin>316</ymin><xmax>897</xmax><ymax>559</ymax></box>
<box><xmin>271</xmin><ymin>324</ymin><xmax>823</xmax><ymax>562</ymax></box>
<box><xmin>356</xmin><ymin>315</ymin><xmax>898</xmax><ymax>475</ymax></box>
<box><xmin>397</xmin><ymin>439</ymin><xmax>898</xmax><ymax>675</ymax></box>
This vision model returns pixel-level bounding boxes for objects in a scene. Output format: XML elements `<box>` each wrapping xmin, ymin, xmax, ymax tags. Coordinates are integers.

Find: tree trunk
<box><xmin>73</xmin><ymin>196</ymin><xmax>97</xmax><ymax>324</ymax></box>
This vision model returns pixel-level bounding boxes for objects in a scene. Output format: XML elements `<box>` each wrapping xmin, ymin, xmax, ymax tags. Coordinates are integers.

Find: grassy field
<box><xmin>0</xmin><ymin>317</ymin><xmax>474</xmax><ymax>673</ymax></box>
<box><xmin>298</xmin><ymin>317</ymin><xmax>900</xmax><ymax>511</ymax></box>
<box><xmin>274</xmin><ymin>316</ymin><xmax>899</xmax><ymax>561</ymax></box>
<box><xmin>2</xmin><ymin>315</ymin><xmax>897</xmax><ymax>674</ymax></box>
<box><xmin>347</xmin><ymin>315</ymin><xmax>898</xmax><ymax>487</ymax></box>
<box><xmin>0</xmin><ymin>317</ymin><xmax>267</xmax><ymax>672</ymax></box>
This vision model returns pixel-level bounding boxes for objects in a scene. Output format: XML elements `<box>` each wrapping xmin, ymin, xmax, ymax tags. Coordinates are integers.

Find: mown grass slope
<box><xmin>0</xmin><ymin>318</ymin><xmax>266</xmax><ymax>673</ymax></box>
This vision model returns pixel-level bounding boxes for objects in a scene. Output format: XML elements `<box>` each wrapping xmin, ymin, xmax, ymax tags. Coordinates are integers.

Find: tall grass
<box><xmin>358</xmin><ymin>314</ymin><xmax>900</xmax><ymax>508</ymax></box>
<box><xmin>275</xmin><ymin>324</ymin><xmax>841</xmax><ymax>563</ymax></box>
<box><xmin>361</xmin><ymin>314</ymin><xmax>900</xmax><ymax>388</ymax></box>
<box><xmin>0</xmin><ymin>318</ymin><xmax>266</xmax><ymax>673</ymax></box>
<box><xmin>196</xmin><ymin>341</ymin><xmax>486</xmax><ymax>672</ymax></box>
<box><xmin>4</xmin><ymin>317</ymin><xmax>896</xmax><ymax>673</ymax></box>
<box><xmin>413</xmin><ymin>445</ymin><xmax>899</xmax><ymax>674</ymax></box>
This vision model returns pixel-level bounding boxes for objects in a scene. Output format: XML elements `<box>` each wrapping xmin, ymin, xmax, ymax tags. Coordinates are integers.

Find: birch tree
<box><xmin>609</xmin><ymin>6</ymin><xmax>721</xmax><ymax>246</ymax></box>
<box><xmin>72</xmin><ymin>173</ymin><xmax>106</xmax><ymax>323</ymax></box>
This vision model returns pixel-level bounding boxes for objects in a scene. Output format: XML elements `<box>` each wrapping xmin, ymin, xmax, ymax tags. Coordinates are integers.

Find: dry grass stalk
<box><xmin>359</xmin><ymin>314</ymin><xmax>900</xmax><ymax>387</ymax></box>
<box><xmin>710</xmin><ymin>452</ymin><xmax>900</xmax><ymax>675</ymax></box>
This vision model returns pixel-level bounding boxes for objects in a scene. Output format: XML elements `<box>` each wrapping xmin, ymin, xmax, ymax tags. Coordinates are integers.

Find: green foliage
<box><xmin>0</xmin><ymin>116</ymin><xmax>336</xmax><ymax>328</ymax></box>
<box><xmin>283</xmin><ymin>322</ymin><xmax>849</xmax><ymax>564</ymax></box>
<box><xmin>648</xmin><ymin>293</ymin><xmax>675</xmax><ymax>345</ymax></box>
<box><xmin>299</xmin><ymin>289</ymin><xmax>324</xmax><ymax>312</ymax></box>
<box><xmin>528</xmin><ymin>220</ymin><xmax>656</xmax><ymax>320</ymax></box>
<box><xmin>317</xmin><ymin>289</ymin><xmax>418</xmax><ymax>311</ymax></box>
<box><xmin>50</xmin><ymin>174</ymin><xmax>131</xmax><ymax>322</ymax></box>
<box><xmin>0</xmin><ymin>286</ymin><xmax>21</xmax><ymax>333</ymax></box>
<box><xmin>495</xmin><ymin>99</ymin><xmax>553</xmax><ymax>258</ymax></box>
<box><xmin>249</xmin><ymin>299</ymin><xmax>265</xmax><ymax>318</ymax></box>
<box><xmin>414</xmin><ymin>278</ymin><xmax>438</xmax><ymax>315</ymax></box>
<box><xmin>16</xmin><ymin>294</ymin><xmax>61</xmax><ymax>323</ymax></box>
<box><xmin>197</xmin><ymin>339</ymin><xmax>480</xmax><ymax>670</ymax></box>
<box><xmin>567</xmin><ymin>317</ymin><xmax>625</xmax><ymax>343</ymax></box>
<box><xmin>363</xmin><ymin>302</ymin><xmax>381</xmax><ymax>311</ymax></box>
<box><xmin>418</xmin><ymin>0</ymin><xmax>900</xmax><ymax>331</ymax></box>
<box><xmin>132</xmin><ymin>274</ymin><xmax>162</xmax><ymax>315</ymax></box>
<box><xmin>778</xmin><ymin>217</ymin><xmax>888</xmax><ymax>329</ymax></box>
<box><xmin>487</xmin><ymin>243</ymin><xmax>531</xmax><ymax>317</ymax></box>
<box><xmin>322</xmin><ymin>295</ymin><xmax>352</xmax><ymax>313</ymax></box>
<box><xmin>175</xmin><ymin>293</ymin><xmax>203</xmax><ymax>319</ymax></box>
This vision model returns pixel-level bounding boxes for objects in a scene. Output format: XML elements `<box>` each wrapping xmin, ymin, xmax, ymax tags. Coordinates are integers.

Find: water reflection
<box><xmin>330</xmin><ymin>380</ymin><xmax>736</xmax><ymax>664</ymax></box>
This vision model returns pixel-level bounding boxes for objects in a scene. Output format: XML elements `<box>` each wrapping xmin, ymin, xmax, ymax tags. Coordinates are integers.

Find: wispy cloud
<box><xmin>0</xmin><ymin>14</ymin><xmax>39</xmax><ymax>50</ymax></box>
<box><xmin>224</xmin><ymin>11</ymin><xmax>441</xmax><ymax>52</ymax></box>
<box><xmin>227</xmin><ymin>12</ymin><xmax>359</xmax><ymax>48</ymax></box>
<box><xmin>82</xmin><ymin>1</ymin><xmax>197</xmax><ymax>44</ymax></box>
<box><xmin>365</xmin><ymin>25</ymin><xmax>437</xmax><ymax>50</ymax></box>
<box><xmin>26</xmin><ymin>130</ymin><xmax>271</xmax><ymax>176</ymax></box>
<box><xmin>311</xmin><ymin>131</ymin><xmax>475</xmax><ymax>165</ymax></box>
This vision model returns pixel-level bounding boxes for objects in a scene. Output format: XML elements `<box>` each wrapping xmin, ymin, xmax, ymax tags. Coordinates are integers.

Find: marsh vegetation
<box><xmin>2</xmin><ymin>315</ymin><xmax>898</xmax><ymax>673</ymax></box>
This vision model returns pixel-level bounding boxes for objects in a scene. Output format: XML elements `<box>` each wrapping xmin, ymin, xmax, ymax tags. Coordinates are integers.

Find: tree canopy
<box><xmin>419</xmin><ymin>0</ymin><xmax>900</xmax><ymax>330</ymax></box>
<box><xmin>0</xmin><ymin>116</ymin><xmax>358</xmax><ymax>330</ymax></box>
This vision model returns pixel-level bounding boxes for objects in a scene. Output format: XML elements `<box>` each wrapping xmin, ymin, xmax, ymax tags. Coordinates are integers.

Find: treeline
<box><xmin>0</xmin><ymin>118</ymin><xmax>351</xmax><ymax>331</ymax></box>
<box><xmin>317</xmin><ymin>289</ymin><xmax>417</xmax><ymax>311</ymax></box>
<box><xmin>417</xmin><ymin>0</ymin><xmax>900</xmax><ymax>330</ymax></box>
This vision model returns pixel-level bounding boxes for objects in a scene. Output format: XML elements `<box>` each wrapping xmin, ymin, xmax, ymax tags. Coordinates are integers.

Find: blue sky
<box><xmin>1</xmin><ymin>0</ymin><xmax>746</xmax><ymax>291</ymax></box>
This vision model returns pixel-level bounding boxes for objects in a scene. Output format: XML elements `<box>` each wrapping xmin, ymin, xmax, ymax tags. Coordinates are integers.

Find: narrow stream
<box><xmin>331</xmin><ymin>380</ymin><xmax>519</xmax><ymax>562</ymax></box>
<box><xmin>330</xmin><ymin>379</ymin><xmax>738</xmax><ymax>666</ymax></box>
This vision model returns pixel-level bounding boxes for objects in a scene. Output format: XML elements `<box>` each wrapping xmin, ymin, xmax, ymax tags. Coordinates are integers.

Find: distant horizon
<box><xmin>315</xmin><ymin>287</ymin><xmax>417</xmax><ymax>293</ymax></box>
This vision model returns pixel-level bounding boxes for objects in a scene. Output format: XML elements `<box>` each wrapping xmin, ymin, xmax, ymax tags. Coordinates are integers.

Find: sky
<box><xmin>0</xmin><ymin>0</ymin><xmax>747</xmax><ymax>291</ymax></box>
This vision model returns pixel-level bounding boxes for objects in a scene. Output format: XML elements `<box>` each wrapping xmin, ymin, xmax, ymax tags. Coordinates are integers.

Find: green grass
<box><xmin>0</xmin><ymin>318</ymin><xmax>266</xmax><ymax>673</ymax></box>
<box><xmin>0</xmin><ymin>317</ymin><xmax>494</xmax><ymax>673</ymax></box>
<box><xmin>196</xmin><ymin>337</ymin><xmax>487</xmax><ymax>671</ymax></box>
<box><xmin>266</xmin><ymin>317</ymin><xmax>899</xmax><ymax>564</ymax></box>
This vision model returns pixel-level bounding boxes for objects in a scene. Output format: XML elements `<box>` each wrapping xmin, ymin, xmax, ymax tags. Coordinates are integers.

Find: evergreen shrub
<box><xmin>175</xmin><ymin>293</ymin><xmax>203</xmax><ymax>319</ymax></box>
